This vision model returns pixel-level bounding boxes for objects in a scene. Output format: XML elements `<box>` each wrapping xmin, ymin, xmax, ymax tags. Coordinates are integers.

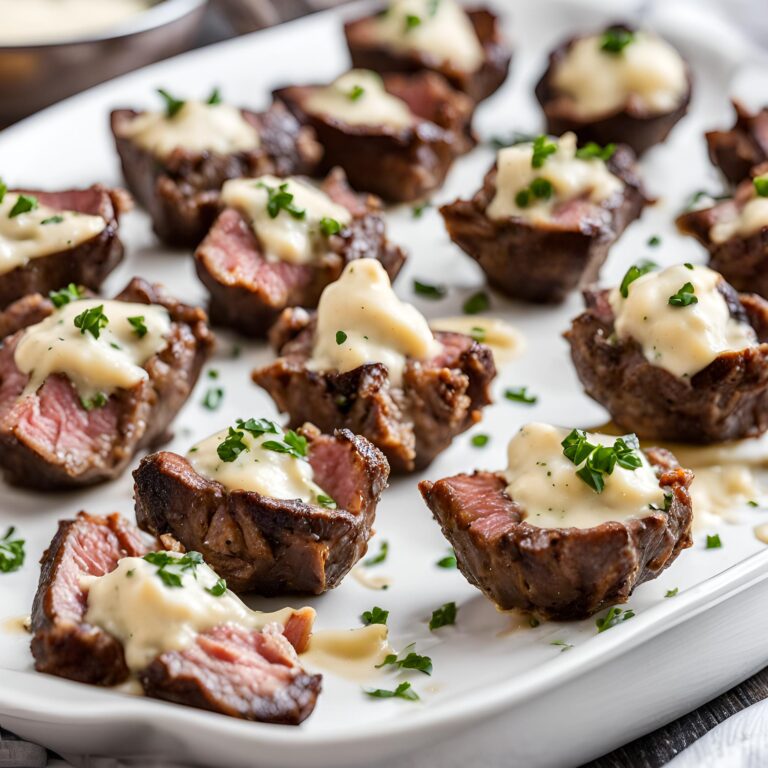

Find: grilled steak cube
<box><xmin>706</xmin><ymin>101</ymin><xmax>768</xmax><ymax>186</ymax></box>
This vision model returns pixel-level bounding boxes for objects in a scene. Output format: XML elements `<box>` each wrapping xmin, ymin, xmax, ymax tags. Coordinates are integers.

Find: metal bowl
<box><xmin>0</xmin><ymin>0</ymin><xmax>209</xmax><ymax>128</ymax></box>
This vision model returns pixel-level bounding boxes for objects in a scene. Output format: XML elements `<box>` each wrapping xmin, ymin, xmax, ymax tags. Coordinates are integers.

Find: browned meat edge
<box><xmin>706</xmin><ymin>100</ymin><xmax>768</xmax><ymax>186</ymax></box>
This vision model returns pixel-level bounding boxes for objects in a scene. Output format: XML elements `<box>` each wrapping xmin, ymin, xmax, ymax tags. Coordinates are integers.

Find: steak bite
<box><xmin>0</xmin><ymin>278</ymin><xmax>214</xmax><ymax>490</ymax></box>
<box><xmin>419</xmin><ymin>422</ymin><xmax>693</xmax><ymax>620</ymax></box>
<box><xmin>134</xmin><ymin>420</ymin><xmax>389</xmax><ymax>595</ymax></box>
<box><xmin>253</xmin><ymin>259</ymin><xmax>495</xmax><ymax>473</ymax></box>
<box><xmin>535</xmin><ymin>25</ymin><xmax>691</xmax><ymax>155</ymax></box>
<box><xmin>344</xmin><ymin>0</ymin><xmax>511</xmax><ymax>103</ymax></box>
<box><xmin>32</xmin><ymin>512</ymin><xmax>321</xmax><ymax>724</ymax></box>
<box><xmin>706</xmin><ymin>101</ymin><xmax>768</xmax><ymax>186</ymax></box>
<box><xmin>274</xmin><ymin>68</ymin><xmax>474</xmax><ymax>202</ymax></box>
<box><xmin>111</xmin><ymin>89</ymin><xmax>321</xmax><ymax>247</ymax></box>
<box><xmin>0</xmin><ymin>184</ymin><xmax>130</xmax><ymax>310</ymax></box>
<box><xmin>194</xmin><ymin>169</ymin><xmax>406</xmax><ymax>337</ymax></box>
<box><xmin>676</xmin><ymin>169</ymin><xmax>768</xmax><ymax>298</ymax></box>
<box><xmin>440</xmin><ymin>132</ymin><xmax>646</xmax><ymax>303</ymax></box>
<box><xmin>566</xmin><ymin>263</ymin><xmax>768</xmax><ymax>443</ymax></box>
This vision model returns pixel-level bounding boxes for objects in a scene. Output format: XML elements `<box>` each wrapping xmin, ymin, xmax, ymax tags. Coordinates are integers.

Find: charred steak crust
<box><xmin>676</xmin><ymin>169</ymin><xmax>768</xmax><ymax>299</ymax></box>
<box><xmin>110</xmin><ymin>102</ymin><xmax>322</xmax><ymax>248</ymax></box>
<box><xmin>253</xmin><ymin>319</ymin><xmax>496</xmax><ymax>473</ymax></box>
<box><xmin>440</xmin><ymin>145</ymin><xmax>646</xmax><ymax>303</ymax></box>
<box><xmin>566</xmin><ymin>285</ymin><xmax>768</xmax><ymax>443</ymax></box>
<box><xmin>344</xmin><ymin>7</ymin><xmax>511</xmax><ymax>103</ymax></box>
<box><xmin>706</xmin><ymin>101</ymin><xmax>768</xmax><ymax>186</ymax></box>
<box><xmin>0</xmin><ymin>277</ymin><xmax>214</xmax><ymax>489</ymax></box>
<box><xmin>194</xmin><ymin>168</ymin><xmax>407</xmax><ymax>337</ymax></box>
<box><xmin>419</xmin><ymin>447</ymin><xmax>693</xmax><ymax>620</ymax></box>
<box><xmin>31</xmin><ymin>511</ymin><xmax>149</xmax><ymax>685</ymax></box>
<box><xmin>133</xmin><ymin>425</ymin><xmax>390</xmax><ymax>595</ymax></box>
<box><xmin>274</xmin><ymin>71</ymin><xmax>475</xmax><ymax>202</ymax></box>
<box><xmin>534</xmin><ymin>26</ymin><xmax>692</xmax><ymax>156</ymax></box>
<box><xmin>0</xmin><ymin>186</ymin><xmax>130</xmax><ymax>310</ymax></box>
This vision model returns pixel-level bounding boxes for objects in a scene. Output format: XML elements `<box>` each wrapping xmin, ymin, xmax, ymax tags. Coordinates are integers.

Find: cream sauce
<box><xmin>504</xmin><ymin>423</ymin><xmax>665</xmax><ymax>529</ymax></box>
<box><xmin>371</xmin><ymin>0</ymin><xmax>484</xmax><ymax>72</ymax></box>
<box><xmin>0</xmin><ymin>193</ymin><xmax>106</xmax><ymax>275</ymax></box>
<box><xmin>303</xmin><ymin>70</ymin><xmax>413</xmax><ymax>130</ymax></box>
<box><xmin>609</xmin><ymin>264</ymin><xmax>757</xmax><ymax>379</ymax></box>
<box><xmin>430</xmin><ymin>316</ymin><xmax>525</xmax><ymax>364</ymax></box>
<box><xmin>308</xmin><ymin>259</ymin><xmax>442</xmax><ymax>386</ymax></box>
<box><xmin>188</xmin><ymin>421</ymin><xmax>330</xmax><ymax>503</ymax></box>
<box><xmin>552</xmin><ymin>31</ymin><xmax>688</xmax><ymax>119</ymax></box>
<box><xmin>690</xmin><ymin>465</ymin><xmax>756</xmax><ymax>530</ymax></box>
<box><xmin>0</xmin><ymin>0</ymin><xmax>148</xmax><ymax>45</ymax></box>
<box><xmin>84</xmin><ymin>554</ymin><xmax>304</xmax><ymax>672</ymax></box>
<box><xmin>1</xmin><ymin>615</ymin><xmax>30</xmax><ymax>634</ymax></box>
<box><xmin>351</xmin><ymin>567</ymin><xmax>392</xmax><ymax>591</ymax></box>
<box><xmin>710</xmin><ymin>195</ymin><xmax>768</xmax><ymax>244</ymax></box>
<box><xmin>301</xmin><ymin>626</ymin><xmax>392</xmax><ymax>681</ymax></box>
<box><xmin>486</xmin><ymin>132</ymin><xmax>623</xmax><ymax>224</ymax></box>
<box><xmin>119</xmin><ymin>100</ymin><xmax>260</xmax><ymax>158</ymax></box>
<box><xmin>754</xmin><ymin>523</ymin><xmax>768</xmax><ymax>545</ymax></box>
<box><xmin>220</xmin><ymin>175</ymin><xmax>351</xmax><ymax>265</ymax></box>
<box><xmin>14</xmin><ymin>298</ymin><xmax>171</xmax><ymax>401</ymax></box>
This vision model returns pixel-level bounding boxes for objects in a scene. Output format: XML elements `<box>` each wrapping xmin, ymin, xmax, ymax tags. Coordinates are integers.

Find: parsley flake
<box><xmin>207</xmin><ymin>87</ymin><xmax>222</xmax><ymax>105</ymax></box>
<box><xmin>531</xmin><ymin>135</ymin><xmax>557</xmax><ymax>168</ymax></box>
<box><xmin>599</xmin><ymin>26</ymin><xmax>635</xmax><ymax>54</ymax></box>
<box><xmin>595</xmin><ymin>606</ymin><xmax>635</xmax><ymax>632</ymax></box>
<box><xmin>706</xmin><ymin>533</ymin><xmax>722</xmax><ymax>549</ymax></box>
<box><xmin>361</xmin><ymin>606</ymin><xmax>389</xmax><ymax>626</ymax></box>
<box><xmin>429</xmin><ymin>601</ymin><xmax>457</xmax><ymax>630</ymax></box>
<box><xmin>471</xmin><ymin>434</ymin><xmax>489</xmax><ymax>448</ymax></box>
<box><xmin>647</xmin><ymin>235</ymin><xmax>662</xmax><ymax>247</ymax></box>
<box><xmin>9</xmin><ymin>194</ymin><xmax>38</xmax><ymax>218</ymax></box>
<box><xmin>0</xmin><ymin>527</ymin><xmax>25</xmax><ymax>573</ymax></box>
<box><xmin>364</xmin><ymin>540</ymin><xmax>389</xmax><ymax>566</ymax></box>
<box><xmin>157</xmin><ymin>88</ymin><xmax>185</xmax><ymax>117</ymax></box>
<box><xmin>619</xmin><ymin>260</ymin><xmax>656</xmax><ymax>298</ymax></box>
<box><xmin>550</xmin><ymin>640</ymin><xmax>574</xmax><ymax>652</ymax></box>
<box><xmin>754</xmin><ymin>175</ymin><xmax>768</xmax><ymax>197</ymax></box>
<box><xmin>41</xmin><ymin>215</ymin><xmax>65</xmax><ymax>225</ymax></box>
<box><xmin>206</xmin><ymin>578</ymin><xmax>227</xmax><ymax>596</ymax></box>
<box><xmin>347</xmin><ymin>84</ymin><xmax>365</xmax><ymax>101</ymax></box>
<box><xmin>316</xmin><ymin>493</ymin><xmax>337</xmax><ymax>509</ymax></box>
<box><xmin>143</xmin><ymin>550</ymin><xmax>203</xmax><ymax>588</ymax></box>
<box><xmin>336</xmin><ymin>330</ymin><xmax>348</xmax><ymax>345</ymax></box>
<box><xmin>504</xmin><ymin>386</ymin><xmax>538</xmax><ymax>405</ymax></box>
<box><xmin>665</xmin><ymin>587</ymin><xmax>679</xmax><ymax>598</ymax></box>
<box><xmin>217</xmin><ymin>427</ymin><xmax>248</xmax><ymax>462</ymax></box>
<box><xmin>365</xmin><ymin>681</ymin><xmax>419</xmax><ymax>701</ymax></box>
<box><xmin>412</xmin><ymin>201</ymin><xmax>432</xmax><ymax>218</ymax></box>
<box><xmin>436</xmin><ymin>549</ymin><xmax>457</xmax><ymax>568</ymax></box>
<box><xmin>127</xmin><ymin>315</ymin><xmax>148</xmax><ymax>338</ymax></box>
<box><xmin>320</xmin><ymin>217</ymin><xmax>342</xmax><ymax>236</ymax></box>
<box><xmin>261</xmin><ymin>430</ymin><xmax>308</xmax><ymax>459</ymax></box>
<box><xmin>202</xmin><ymin>387</ymin><xmax>224</xmax><ymax>410</ymax></box>
<box><xmin>49</xmin><ymin>283</ymin><xmax>84</xmax><ymax>308</ymax></box>
<box><xmin>668</xmin><ymin>282</ymin><xmax>698</xmax><ymax>307</ymax></box>
<box><xmin>561</xmin><ymin>430</ymin><xmax>642</xmax><ymax>494</ymax></box>
<box><xmin>376</xmin><ymin>644</ymin><xmax>433</xmax><ymax>675</ymax></box>
<box><xmin>80</xmin><ymin>392</ymin><xmax>107</xmax><ymax>411</ymax></box>
<box><xmin>575</xmin><ymin>142</ymin><xmax>616</xmax><ymax>161</ymax></box>
<box><xmin>413</xmin><ymin>279</ymin><xmax>446</xmax><ymax>299</ymax></box>
<box><xmin>463</xmin><ymin>290</ymin><xmax>490</xmax><ymax>315</ymax></box>
<box><xmin>257</xmin><ymin>181</ymin><xmax>306</xmax><ymax>220</ymax></box>
<box><xmin>73</xmin><ymin>304</ymin><xmax>108</xmax><ymax>339</ymax></box>
<box><xmin>404</xmin><ymin>13</ymin><xmax>422</xmax><ymax>31</ymax></box>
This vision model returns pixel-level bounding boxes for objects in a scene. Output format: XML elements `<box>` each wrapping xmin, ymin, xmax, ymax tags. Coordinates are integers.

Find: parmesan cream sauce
<box><xmin>14</xmin><ymin>299</ymin><xmax>171</xmax><ymax>401</ymax></box>
<box><xmin>220</xmin><ymin>175</ymin><xmax>351</xmax><ymax>265</ymax></box>
<box><xmin>370</xmin><ymin>0</ymin><xmax>484</xmax><ymax>72</ymax></box>
<box><xmin>303</xmin><ymin>70</ymin><xmax>413</xmax><ymax>130</ymax></box>
<box><xmin>486</xmin><ymin>132</ymin><xmax>623</xmax><ymax>224</ymax></box>
<box><xmin>0</xmin><ymin>193</ymin><xmax>106</xmax><ymax>276</ymax></box>
<box><xmin>302</xmin><ymin>625</ymin><xmax>392</xmax><ymax>681</ymax></box>
<box><xmin>710</xmin><ymin>192</ymin><xmax>768</xmax><ymax>245</ymax></box>
<box><xmin>188</xmin><ymin>423</ymin><xmax>330</xmax><ymax>502</ymax></box>
<box><xmin>119</xmin><ymin>101</ymin><xmax>260</xmax><ymax>158</ymax></box>
<box><xmin>308</xmin><ymin>259</ymin><xmax>442</xmax><ymax>386</ymax></box>
<box><xmin>83</xmin><ymin>555</ymin><xmax>304</xmax><ymax>671</ymax></box>
<box><xmin>430</xmin><ymin>316</ymin><xmax>524</xmax><ymax>364</ymax></box>
<box><xmin>551</xmin><ymin>31</ymin><xmax>688</xmax><ymax>119</ymax></box>
<box><xmin>504</xmin><ymin>423</ymin><xmax>665</xmax><ymax>529</ymax></box>
<box><xmin>608</xmin><ymin>264</ymin><xmax>757</xmax><ymax>379</ymax></box>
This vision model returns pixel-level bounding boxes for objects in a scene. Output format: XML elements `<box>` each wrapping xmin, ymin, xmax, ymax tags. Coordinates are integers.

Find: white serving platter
<box><xmin>2</xmin><ymin>1</ymin><xmax>768</xmax><ymax>766</ymax></box>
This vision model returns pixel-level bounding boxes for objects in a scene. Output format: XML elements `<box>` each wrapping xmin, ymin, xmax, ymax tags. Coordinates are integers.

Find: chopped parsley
<box><xmin>336</xmin><ymin>330</ymin><xmax>348</xmax><ymax>345</ymax></box>
<box><xmin>668</xmin><ymin>282</ymin><xmax>698</xmax><ymax>307</ymax></box>
<box><xmin>127</xmin><ymin>315</ymin><xmax>148</xmax><ymax>338</ymax></box>
<box><xmin>207</xmin><ymin>87</ymin><xmax>222</xmax><ymax>105</ymax></box>
<box><xmin>531</xmin><ymin>135</ymin><xmax>557</xmax><ymax>169</ymax></box>
<box><xmin>361</xmin><ymin>606</ymin><xmax>389</xmax><ymax>626</ymax></box>
<box><xmin>429</xmin><ymin>601</ymin><xmax>457</xmax><ymax>630</ymax></box>
<box><xmin>665</xmin><ymin>587</ymin><xmax>679</xmax><ymax>598</ymax></box>
<box><xmin>262</xmin><ymin>430</ymin><xmax>308</xmax><ymax>459</ymax></box>
<box><xmin>207</xmin><ymin>369</ymin><xmax>219</xmax><ymax>379</ymax></box>
<box><xmin>550</xmin><ymin>640</ymin><xmax>573</xmax><ymax>652</ymax></box>
<box><xmin>49</xmin><ymin>283</ymin><xmax>84</xmax><ymax>308</ymax></box>
<box><xmin>143</xmin><ymin>550</ymin><xmax>203</xmax><ymax>588</ymax></box>
<box><xmin>217</xmin><ymin>426</ymin><xmax>248</xmax><ymax>462</ymax></box>
<box><xmin>236</xmin><ymin>417</ymin><xmax>278</xmax><ymax>438</ymax></box>
<box><xmin>347</xmin><ymin>84</ymin><xmax>365</xmax><ymax>101</ymax></box>
<box><xmin>413</xmin><ymin>279</ymin><xmax>446</xmax><ymax>299</ymax></box>
<box><xmin>469</xmin><ymin>326</ymin><xmax>486</xmax><ymax>342</ymax></box>
<box><xmin>647</xmin><ymin>235</ymin><xmax>662</xmax><ymax>247</ymax></box>
<box><xmin>561</xmin><ymin>429</ymin><xmax>642</xmax><ymax>494</ymax></box>
<box><xmin>376</xmin><ymin>644</ymin><xmax>433</xmax><ymax>675</ymax></box>
<box><xmin>80</xmin><ymin>392</ymin><xmax>108</xmax><ymax>411</ymax></box>
<box><xmin>316</xmin><ymin>493</ymin><xmax>337</xmax><ymax>509</ymax></box>
<box><xmin>504</xmin><ymin>386</ymin><xmax>538</xmax><ymax>405</ymax></box>
<box><xmin>515</xmin><ymin>177</ymin><xmax>553</xmax><ymax>208</ymax></box>
<box><xmin>575</xmin><ymin>142</ymin><xmax>616</xmax><ymax>161</ymax></box>
<box><xmin>684</xmin><ymin>189</ymin><xmax>730</xmax><ymax>211</ymax></box>
<box><xmin>471</xmin><ymin>434</ymin><xmax>489</xmax><ymax>448</ymax></box>
<box><xmin>412</xmin><ymin>201</ymin><xmax>432</xmax><ymax>218</ymax></box>
<box><xmin>436</xmin><ymin>549</ymin><xmax>457</xmax><ymax>568</ymax></box>
<box><xmin>206</xmin><ymin>578</ymin><xmax>227</xmax><ymax>597</ymax></box>
<box><xmin>463</xmin><ymin>290</ymin><xmax>490</xmax><ymax>315</ymax></box>
<box><xmin>9</xmin><ymin>194</ymin><xmax>38</xmax><ymax>218</ymax></box>
<box><xmin>404</xmin><ymin>13</ymin><xmax>422</xmax><ymax>31</ymax></box>
<box><xmin>365</xmin><ymin>681</ymin><xmax>419</xmax><ymax>701</ymax></box>
<box><xmin>41</xmin><ymin>215</ymin><xmax>65</xmax><ymax>225</ymax></box>
<box><xmin>754</xmin><ymin>175</ymin><xmax>768</xmax><ymax>197</ymax></box>
<box><xmin>488</xmin><ymin>132</ymin><xmax>538</xmax><ymax>149</ymax></box>
<box><xmin>748</xmin><ymin>500</ymin><xmax>760</xmax><ymax>508</ymax></box>
<box><xmin>257</xmin><ymin>181</ymin><xmax>306</xmax><ymax>220</ymax></box>
<box><xmin>364</xmin><ymin>540</ymin><xmax>389</xmax><ymax>566</ymax></box>
<box><xmin>599</xmin><ymin>26</ymin><xmax>635</xmax><ymax>54</ymax></box>
<box><xmin>0</xmin><ymin>178</ymin><xmax>6</xmax><ymax>204</ymax></box>
<box><xmin>157</xmin><ymin>88</ymin><xmax>185</xmax><ymax>118</ymax></box>
<box><xmin>73</xmin><ymin>304</ymin><xmax>108</xmax><ymax>339</ymax></box>
<box><xmin>619</xmin><ymin>260</ymin><xmax>656</xmax><ymax>298</ymax></box>
<box><xmin>0</xmin><ymin>527</ymin><xmax>25</xmax><ymax>573</ymax></box>
<box><xmin>320</xmin><ymin>217</ymin><xmax>342</xmax><ymax>236</ymax></box>
<box><xmin>595</xmin><ymin>606</ymin><xmax>635</xmax><ymax>632</ymax></box>
<box><xmin>706</xmin><ymin>533</ymin><xmax>723</xmax><ymax>549</ymax></box>
<box><xmin>202</xmin><ymin>386</ymin><xmax>224</xmax><ymax>410</ymax></box>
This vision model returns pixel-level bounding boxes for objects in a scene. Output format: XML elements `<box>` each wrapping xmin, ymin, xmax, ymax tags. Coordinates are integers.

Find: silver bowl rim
<box><xmin>0</xmin><ymin>0</ymin><xmax>209</xmax><ymax>50</ymax></box>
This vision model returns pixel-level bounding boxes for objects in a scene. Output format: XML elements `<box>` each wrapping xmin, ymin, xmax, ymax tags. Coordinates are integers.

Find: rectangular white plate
<box><xmin>2</xmin><ymin>1</ymin><xmax>768</xmax><ymax>766</ymax></box>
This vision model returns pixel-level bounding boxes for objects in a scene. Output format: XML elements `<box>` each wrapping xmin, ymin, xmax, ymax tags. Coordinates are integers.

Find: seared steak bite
<box><xmin>32</xmin><ymin>512</ymin><xmax>321</xmax><ymax>724</ymax></box>
<box><xmin>111</xmin><ymin>92</ymin><xmax>321</xmax><ymax>247</ymax></box>
<box><xmin>440</xmin><ymin>132</ymin><xmax>646</xmax><ymax>303</ymax></box>
<box><xmin>676</xmin><ymin>169</ymin><xmax>768</xmax><ymax>298</ymax></box>
<box><xmin>706</xmin><ymin>101</ymin><xmax>768</xmax><ymax>186</ymax></box>
<box><xmin>133</xmin><ymin>421</ymin><xmax>389</xmax><ymax>595</ymax></box>
<box><xmin>567</xmin><ymin>263</ymin><xmax>768</xmax><ymax>443</ymax></box>
<box><xmin>344</xmin><ymin>1</ymin><xmax>511</xmax><ymax>103</ymax></box>
<box><xmin>0</xmin><ymin>185</ymin><xmax>129</xmax><ymax>309</ymax></box>
<box><xmin>419</xmin><ymin>423</ymin><xmax>693</xmax><ymax>620</ymax></box>
<box><xmin>535</xmin><ymin>25</ymin><xmax>691</xmax><ymax>155</ymax></box>
<box><xmin>253</xmin><ymin>260</ymin><xmax>495</xmax><ymax>472</ymax></box>
<box><xmin>194</xmin><ymin>169</ymin><xmax>407</xmax><ymax>337</ymax></box>
<box><xmin>274</xmin><ymin>69</ymin><xmax>474</xmax><ymax>202</ymax></box>
<box><xmin>0</xmin><ymin>278</ymin><xmax>213</xmax><ymax>489</ymax></box>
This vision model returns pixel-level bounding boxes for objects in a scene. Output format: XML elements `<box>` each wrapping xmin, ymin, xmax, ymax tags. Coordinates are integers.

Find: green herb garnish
<box><xmin>668</xmin><ymin>282</ymin><xmax>698</xmax><ymax>307</ymax></box>
<box><xmin>143</xmin><ymin>550</ymin><xmax>203</xmax><ymax>588</ymax></box>
<box><xmin>257</xmin><ymin>181</ymin><xmax>306</xmax><ymax>220</ymax></box>
<box><xmin>207</xmin><ymin>87</ymin><xmax>222</xmax><ymax>105</ymax></box>
<box><xmin>599</xmin><ymin>26</ymin><xmax>635</xmax><ymax>54</ymax></box>
<box><xmin>336</xmin><ymin>330</ymin><xmax>348</xmax><ymax>345</ymax></box>
<box><xmin>73</xmin><ymin>304</ymin><xmax>108</xmax><ymax>339</ymax></box>
<box><xmin>471</xmin><ymin>434</ymin><xmax>489</xmax><ymax>448</ymax></box>
<box><xmin>404</xmin><ymin>13</ymin><xmax>422</xmax><ymax>31</ymax></box>
<box><xmin>347</xmin><ymin>84</ymin><xmax>365</xmax><ymax>101</ymax></box>
<box><xmin>531</xmin><ymin>135</ymin><xmax>557</xmax><ymax>168</ymax></box>
<box><xmin>365</xmin><ymin>681</ymin><xmax>419</xmax><ymax>701</ymax></box>
<box><xmin>80</xmin><ymin>392</ymin><xmax>107</xmax><ymax>411</ymax></box>
<box><xmin>619</xmin><ymin>260</ymin><xmax>657</xmax><ymax>298</ymax></box>
<box><xmin>429</xmin><ymin>601</ymin><xmax>457</xmax><ymax>630</ymax></box>
<box><xmin>376</xmin><ymin>644</ymin><xmax>433</xmax><ymax>675</ymax></box>
<box><xmin>361</xmin><ymin>606</ymin><xmax>389</xmax><ymax>626</ymax></box>
<box><xmin>436</xmin><ymin>549</ymin><xmax>457</xmax><ymax>568</ymax></box>
<box><xmin>236</xmin><ymin>417</ymin><xmax>278</xmax><ymax>438</ymax></box>
<box><xmin>413</xmin><ymin>279</ymin><xmax>446</xmax><ymax>299</ymax></box>
<box><xmin>364</xmin><ymin>540</ymin><xmax>389</xmax><ymax>566</ymax></box>
<box><xmin>706</xmin><ymin>533</ymin><xmax>722</xmax><ymax>549</ymax></box>
<box><xmin>127</xmin><ymin>315</ymin><xmax>148</xmax><ymax>338</ymax></box>
<box><xmin>0</xmin><ymin>527</ymin><xmax>25</xmax><ymax>573</ymax></box>
<box><xmin>202</xmin><ymin>387</ymin><xmax>224</xmax><ymax>410</ymax></box>
<box><xmin>504</xmin><ymin>387</ymin><xmax>537</xmax><ymax>405</ymax></box>
<box><xmin>0</xmin><ymin>178</ymin><xmax>6</xmax><ymax>204</ymax></box>
<box><xmin>595</xmin><ymin>606</ymin><xmax>635</xmax><ymax>632</ymax></box>
<box><xmin>412</xmin><ymin>201</ymin><xmax>432</xmax><ymax>219</ymax></box>
<box><xmin>9</xmin><ymin>194</ymin><xmax>38</xmax><ymax>218</ymax></box>
<box><xmin>316</xmin><ymin>493</ymin><xmax>337</xmax><ymax>509</ymax></box>
<box><xmin>320</xmin><ymin>217</ymin><xmax>342</xmax><ymax>236</ymax></box>
<box><xmin>463</xmin><ymin>290</ymin><xmax>490</xmax><ymax>315</ymax></box>
<box><xmin>561</xmin><ymin>430</ymin><xmax>642</xmax><ymax>494</ymax></box>
<box><xmin>647</xmin><ymin>235</ymin><xmax>661</xmax><ymax>247</ymax></box>
<box><xmin>41</xmin><ymin>215</ymin><xmax>65</xmax><ymax>225</ymax></box>
<box><xmin>206</xmin><ymin>578</ymin><xmax>227</xmax><ymax>596</ymax></box>
<box><xmin>753</xmin><ymin>175</ymin><xmax>768</xmax><ymax>197</ymax></box>
<box><xmin>665</xmin><ymin>588</ymin><xmax>679</xmax><ymax>598</ymax></box>
<box><xmin>49</xmin><ymin>283</ymin><xmax>83</xmax><ymax>308</ymax></box>
<box><xmin>575</xmin><ymin>142</ymin><xmax>616</xmax><ymax>161</ymax></box>
<box><xmin>550</xmin><ymin>640</ymin><xmax>574</xmax><ymax>652</ymax></box>
<box><xmin>157</xmin><ymin>88</ymin><xmax>185</xmax><ymax>117</ymax></box>
<box><xmin>217</xmin><ymin>427</ymin><xmax>247</xmax><ymax>462</ymax></box>
<box><xmin>261</xmin><ymin>430</ymin><xmax>308</xmax><ymax>459</ymax></box>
